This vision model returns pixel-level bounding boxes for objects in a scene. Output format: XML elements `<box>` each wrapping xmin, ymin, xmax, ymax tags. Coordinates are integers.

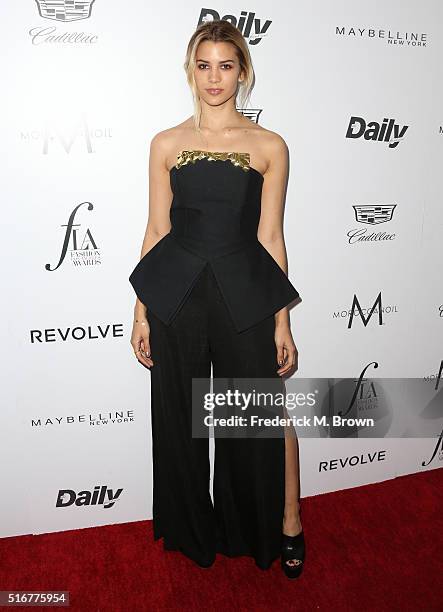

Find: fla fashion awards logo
<box><xmin>45</xmin><ymin>202</ymin><xmax>100</xmax><ymax>270</ymax></box>
<box><xmin>422</xmin><ymin>360</ymin><xmax>443</xmax><ymax>467</ymax></box>
<box><xmin>335</xmin><ymin>362</ymin><xmax>379</xmax><ymax>419</ymax></box>
<box><xmin>422</xmin><ymin>426</ymin><xmax>443</xmax><ymax>467</ymax></box>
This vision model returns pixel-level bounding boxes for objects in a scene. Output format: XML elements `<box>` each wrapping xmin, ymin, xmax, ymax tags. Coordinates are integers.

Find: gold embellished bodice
<box><xmin>129</xmin><ymin>146</ymin><xmax>300</xmax><ymax>332</ymax></box>
<box><xmin>176</xmin><ymin>149</ymin><xmax>251</xmax><ymax>173</ymax></box>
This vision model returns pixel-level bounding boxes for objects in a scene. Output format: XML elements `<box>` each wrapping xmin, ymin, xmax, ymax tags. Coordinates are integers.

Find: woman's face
<box><xmin>193</xmin><ymin>40</ymin><xmax>243</xmax><ymax>106</ymax></box>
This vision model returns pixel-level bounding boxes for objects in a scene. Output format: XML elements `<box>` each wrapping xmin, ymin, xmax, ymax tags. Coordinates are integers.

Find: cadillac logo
<box><xmin>353</xmin><ymin>204</ymin><xmax>396</xmax><ymax>225</ymax></box>
<box><xmin>35</xmin><ymin>0</ymin><xmax>96</xmax><ymax>22</ymax></box>
<box><xmin>238</xmin><ymin>108</ymin><xmax>263</xmax><ymax>124</ymax></box>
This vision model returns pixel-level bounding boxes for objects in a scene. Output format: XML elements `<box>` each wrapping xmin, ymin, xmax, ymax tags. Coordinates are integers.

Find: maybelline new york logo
<box><xmin>335</xmin><ymin>26</ymin><xmax>428</xmax><ymax>47</ymax></box>
<box><xmin>31</xmin><ymin>410</ymin><xmax>134</xmax><ymax>426</ymax></box>
<box><xmin>30</xmin><ymin>0</ymin><xmax>98</xmax><ymax>44</ymax></box>
<box><xmin>56</xmin><ymin>485</ymin><xmax>122</xmax><ymax>509</ymax></box>
<box><xmin>198</xmin><ymin>9</ymin><xmax>271</xmax><ymax>44</ymax></box>
<box><xmin>347</xmin><ymin>204</ymin><xmax>397</xmax><ymax>244</ymax></box>
<box><xmin>46</xmin><ymin>202</ymin><xmax>100</xmax><ymax>270</ymax></box>
<box><xmin>346</xmin><ymin>116</ymin><xmax>409</xmax><ymax>148</ymax></box>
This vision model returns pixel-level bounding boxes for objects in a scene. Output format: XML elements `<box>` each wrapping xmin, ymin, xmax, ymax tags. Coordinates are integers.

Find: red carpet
<box><xmin>1</xmin><ymin>468</ymin><xmax>442</xmax><ymax>612</ymax></box>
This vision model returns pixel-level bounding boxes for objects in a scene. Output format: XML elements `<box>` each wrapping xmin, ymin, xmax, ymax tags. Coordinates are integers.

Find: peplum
<box><xmin>129</xmin><ymin>149</ymin><xmax>300</xmax><ymax>333</ymax></box>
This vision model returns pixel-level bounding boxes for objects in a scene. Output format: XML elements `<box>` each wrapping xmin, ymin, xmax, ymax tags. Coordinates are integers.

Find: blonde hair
<box><xmin>183</xmin><ymin>20</ymin><xmax>255</xmax><ymax>131</ymax></box>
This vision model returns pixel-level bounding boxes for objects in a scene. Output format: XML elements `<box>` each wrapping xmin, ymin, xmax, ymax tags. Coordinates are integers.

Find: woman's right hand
<box><xmin>131</xmin><ymin>313</ymin><xmax>154</xmax><ymax>368</ymax></box>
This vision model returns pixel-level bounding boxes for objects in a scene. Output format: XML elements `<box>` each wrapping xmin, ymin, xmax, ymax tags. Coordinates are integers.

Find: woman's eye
<box><xmin>197</xmin><ymin>64</ymin><xmax>233</xmax><ymax>70</ymax></box>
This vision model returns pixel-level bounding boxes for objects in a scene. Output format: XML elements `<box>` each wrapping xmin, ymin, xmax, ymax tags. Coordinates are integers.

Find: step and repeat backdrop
<box><xmin>1</xmin><ymin>0</ymin><xmax>442</xmax><ymax>538</ymax></box>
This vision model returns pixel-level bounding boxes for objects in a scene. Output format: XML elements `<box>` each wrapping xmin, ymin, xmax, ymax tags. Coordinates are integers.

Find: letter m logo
<box><xmin>348</xmin><ymin>291</ymin><xmax>383</xmax><ymax>328</ymax></box>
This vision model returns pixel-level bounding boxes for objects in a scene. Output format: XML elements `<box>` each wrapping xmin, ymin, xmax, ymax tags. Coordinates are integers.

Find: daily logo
<box><xmin>56</xmin><ymin>485</ymin><xmax>122</xmax><ymax>509</ymax></box>
<box><xmin>346</xmin><ymin>116</ymin><xmax>409</xmax><ymax>148</ymax></box>
<box><xmin>198</xmin><ymin>9</ymin><xmax>271</xmax><ymax>44</ymax></box>
<box><xmin>45</xmin><ymin>202</ymin><xmax>100</xmax><ymax>270</ymax></box>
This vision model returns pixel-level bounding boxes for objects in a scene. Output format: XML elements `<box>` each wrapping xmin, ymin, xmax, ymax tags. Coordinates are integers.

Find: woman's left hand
<box><xmin>275</xmin><ymin>323</ymin><xmax>298</xmax><ymax>376</ymax></box>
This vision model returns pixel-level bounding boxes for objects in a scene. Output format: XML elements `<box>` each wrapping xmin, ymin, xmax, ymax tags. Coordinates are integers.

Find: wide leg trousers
<box><xmin>147</xmin><ymin>261</ymin><xmax>285</xmax><ymax>569</ymax></box>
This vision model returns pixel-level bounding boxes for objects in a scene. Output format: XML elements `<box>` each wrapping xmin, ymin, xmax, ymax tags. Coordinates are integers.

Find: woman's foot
<box><xmin>281</xmin><ymin>514</ymin><xmax>305</xmax><ymax>579</ymax></box>
<box><xmin>282</xmin><ymin>514</ymin><xmax>302</xmax><ymax>537</ymax></box>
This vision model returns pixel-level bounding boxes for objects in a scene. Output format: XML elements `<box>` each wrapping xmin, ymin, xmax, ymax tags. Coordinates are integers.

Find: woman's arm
<box><xmin>256</xmin><ymin>134</ymin><xmax>291</xmax><ymax>329</ymax></box>
<box><xmin>134</xmin><ymin>132</ymin><xmax>173</xmax><ymax>320</ymax></box>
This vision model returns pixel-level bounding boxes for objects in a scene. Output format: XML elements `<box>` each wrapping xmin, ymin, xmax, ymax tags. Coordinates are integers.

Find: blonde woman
<box><xmin>129</xmin><ymin>19</ymin><xmax>305</xmax><ymax>578</ymax></box>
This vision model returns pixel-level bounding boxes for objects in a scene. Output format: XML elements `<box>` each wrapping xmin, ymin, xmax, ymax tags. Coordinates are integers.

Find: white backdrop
<box><xmin>1</xmin><ymin>0</ymin><xmax>442</xmax><ymax>538</ymax></box>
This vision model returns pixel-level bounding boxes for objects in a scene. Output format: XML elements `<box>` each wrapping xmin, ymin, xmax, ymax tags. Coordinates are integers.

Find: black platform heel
<box><xmin>281</xmin><ymin>530</ymin><xmax>305</xmax><ymax>579</ymax></box>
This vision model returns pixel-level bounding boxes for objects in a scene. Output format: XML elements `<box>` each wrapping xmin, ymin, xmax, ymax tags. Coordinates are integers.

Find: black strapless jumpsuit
<box><xmin>129</xmin><ymin>150</ymin><xmax>300</xmax><ymax>569</ymax></box>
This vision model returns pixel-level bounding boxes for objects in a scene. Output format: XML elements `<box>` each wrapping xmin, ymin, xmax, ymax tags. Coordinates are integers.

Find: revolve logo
<box><xmin>30</xmin><ymin>323</ymin><xmax>124</xmax><ymax>344</ymax></box>
<box><xmin>319</xmin><ymin>450</ymin><xmax>387</xmax><ymax>472</ymax></box>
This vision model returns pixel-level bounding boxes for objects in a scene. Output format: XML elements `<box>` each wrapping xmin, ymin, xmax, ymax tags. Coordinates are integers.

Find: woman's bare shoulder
<box><xmin>150</xmin><ymin>118</ymin><xmax>194</xmax><ymax>151</ymax></box>
<box><xmin>149</xmin><ymin>118</ymin><xmax>195</xmax><ymax>166</ymax></box>
<box><xmin>245</xmin><ymin>122</ymin><xmax>289</xmax><ymax>174</ymax></box>
<box><xmin>250</xmin><ymin>123</ymin><xmax>288</xmax><ymax>155</ymax></box>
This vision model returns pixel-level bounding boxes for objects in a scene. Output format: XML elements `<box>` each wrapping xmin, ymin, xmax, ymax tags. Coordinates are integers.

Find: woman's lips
<box><xmin>206</xmin><ymin>88</ymin><xmax>223</xmax><ymax>95</ymax></box>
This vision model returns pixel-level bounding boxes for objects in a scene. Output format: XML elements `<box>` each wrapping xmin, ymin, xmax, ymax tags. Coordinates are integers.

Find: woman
<box><xmin>129</xmin><ymin>19</ymin><xmax>305</xmax><ymax>579</ymax></box>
